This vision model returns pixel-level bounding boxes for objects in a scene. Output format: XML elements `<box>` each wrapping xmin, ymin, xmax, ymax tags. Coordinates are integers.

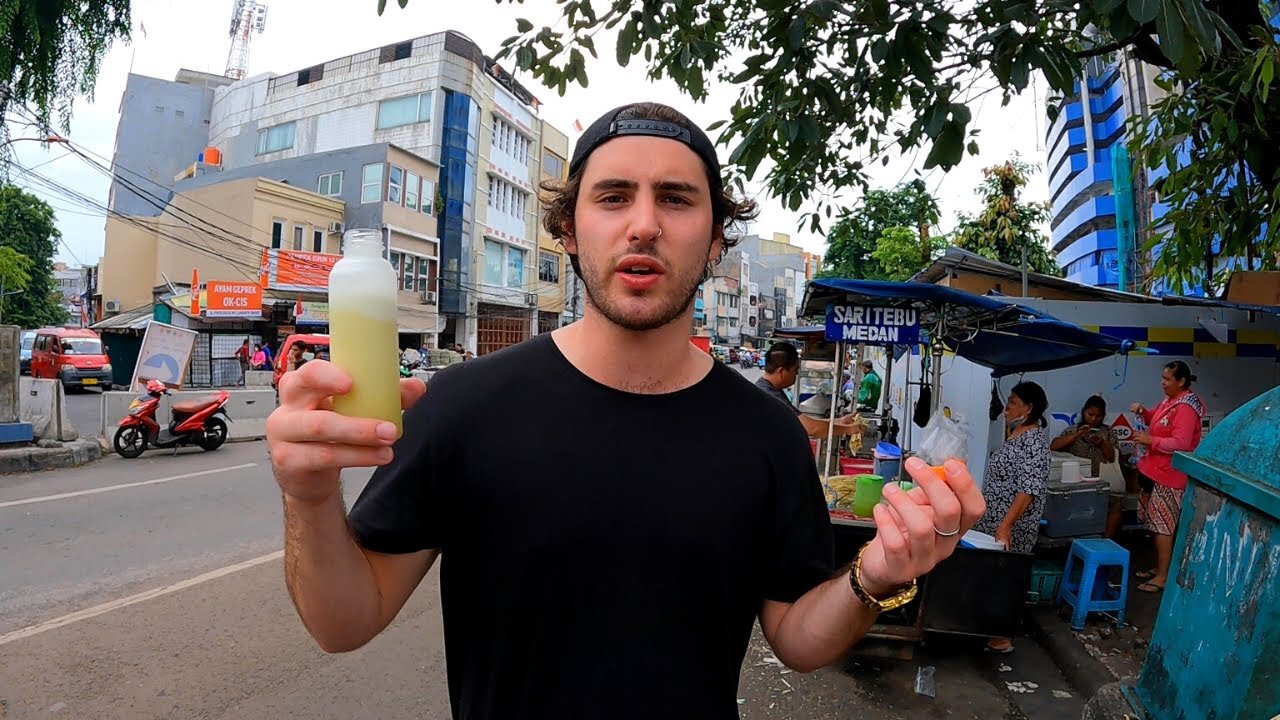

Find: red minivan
<box><xmin>30</xmin><ymin>327</ymin><xmax>113</xmax><ymax>391</ymax></box>
<box><xmin>272</xmin><ymin>333</ymin><xmax>330</xmax><ymax>389</ymax></box>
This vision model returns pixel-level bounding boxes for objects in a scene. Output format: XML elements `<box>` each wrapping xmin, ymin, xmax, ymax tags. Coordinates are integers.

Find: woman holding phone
<box><xmin>1051</xmin><ymin>394</ymin><xmax>1123</xmax><ymax>536</ymax></box>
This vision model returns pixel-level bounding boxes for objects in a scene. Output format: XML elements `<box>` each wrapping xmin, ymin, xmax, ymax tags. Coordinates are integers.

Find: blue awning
<box><xmin>799</xmin><ymin>278</ymin><xmax>1139</xmax><ymax>377</ymax></box>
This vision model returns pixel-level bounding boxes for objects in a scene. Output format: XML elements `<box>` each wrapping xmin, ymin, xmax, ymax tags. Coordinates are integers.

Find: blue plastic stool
<box><xmin>1057</xmin><ymin>538</ymin><xmax>1130</xmax><ymax>630</ymax></box>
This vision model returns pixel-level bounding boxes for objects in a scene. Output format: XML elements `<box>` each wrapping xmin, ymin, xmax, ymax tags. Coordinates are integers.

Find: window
<box><xmin>388</xmin><ymin>165</ymin><xmax>404</xmax><ymax>204</ymax></box>
<box><xmin>376</xmin><ymin>92</ymin><xmax>432</xmax><ymax>129</ymax></box>
<box><xmin>421</xmin><ymin>178</ymin><xmax>435</xmax><ymax>214</ymax></box>
<box><xmin>312</xmin><ymin>229</ymin><xmax>324</xmax><ymax>253</ymax></box>
<box><xmin>297</xmin><ymin>65</ymin><xmax>323</xmax><ymax>86</ymax></box>
<box><xmin>492</xmin><ymin>118</ymin><xmax>530</xmax><ymax>163</ymax></box>
<box><xmin>506</xmin><ymin>246</ymin><xmax>525</xmax><ymax>289</ymax></box>
<box><xmin>256</xmin><ymin>122</ymin><xmax>295</xmax><ymax>154</ymax></box>
<box><xmin>317</xmin><ymin>172</ymin><xmax>342</xmax><ymax>196</ymax></box>
<box><xmin>486</xmin><ymin>176</ymin><xmax>526</xmax><ymax>219</ymax></box>
<box><xmin>538</xmin><ymin>250</ymin><xmax>560</xmax><ymax>283</ymax></box>
<box><xmin>417</xmin><ymin>257</ymin><xmax>432</xmax><ymax>293</ymax></box>
<box><xmin>292</xmin><ymin>225</ymin><xmax>305</xmax><ymax>251</ymax></box>
<box><xmin>542</xmin><ymin>150</ymin><xmax>565</xmax><ymax>178</ymax></box>
<box><xmin>361</xmin><ymin>163</ymin><xmax>383</xmax><ymax>204</ymax></box>
<box><xmin>405</xmin><ymin>172</ymin><xmax>419</xmax><ymax>211</ymax></box>
<box><xmin>483</xmin><ymin>240</ymin><xmax>503</xmax><ymax>285</ymax></box>
<box><xmin>379</xmin><ymin>41</ymin><xmax>413</xmax><ymax>64</ymax></box>
<box><xmin>271</xmin><ymin>220</ymin><xmax>284</xmax><ymax>249</ymax></box>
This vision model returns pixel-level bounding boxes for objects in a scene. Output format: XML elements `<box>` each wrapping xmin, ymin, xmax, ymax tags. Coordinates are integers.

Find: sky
<box><xmin>12</xmin><ymin>0</ymin><xmax>1052</xmax><ymax>267</ymax></box>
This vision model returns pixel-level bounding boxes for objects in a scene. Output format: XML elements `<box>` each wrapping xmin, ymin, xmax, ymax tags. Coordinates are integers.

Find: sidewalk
<box><xmin>1025</xmin><ymin>529</ymin><xmax>1160</xmax><ymax>714</ymax></box>
<box><xmin>0</xmin><ymin>438</ymin><xmax>103</xmax><ymax>477</ymax></box>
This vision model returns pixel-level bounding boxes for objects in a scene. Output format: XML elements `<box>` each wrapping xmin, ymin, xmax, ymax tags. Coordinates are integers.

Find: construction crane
<box><xmin>225</xmin><ymin>0</ymin><xmax>268</xmax><ymax>80</ymax></box>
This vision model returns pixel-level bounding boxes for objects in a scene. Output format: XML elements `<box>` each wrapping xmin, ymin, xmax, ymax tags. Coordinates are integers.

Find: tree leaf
<box><xmin>1178</xmin><ymin>0</ymin><xmax>1217</xmax><ymax>52</ymax></box>
<box><xmin>1097</xmin><ymin>0</ymin><xmax>1126</xmax><ymax>13</ymax></box>
<box><xmin>616</xmin><ymin>22</ymin><xmax>635</xmax><ymax>67</ymax></box>
<box><xmin>516</xmin><ymin>18</ymin><xmax>534</xmax><ymax>33</ymax></box>
<box><xmin>922</xmin><ymin>120</ymin><xmax>965</xmax><ymax>170</ymax></box>
<box><xmin>787</xmin><ymin>15</ymin><xmax>806</xmax><ymax>50</ymax></box>
<box><xmin>1128</xmin><ymin>0</ymin><xmax>1160</xmax><ymax>23</ymax></box>
<box><xmin>1155</xmin><ymin>0</ymin><xmax>1186</xmax><ymax>68</ymax></box>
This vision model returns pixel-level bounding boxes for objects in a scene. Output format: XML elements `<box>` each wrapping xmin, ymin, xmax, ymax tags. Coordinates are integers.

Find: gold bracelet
<box><xmin>848</xmin><ymin>545</ymin><xmax>918</xmax><ymax>612</ymax></box>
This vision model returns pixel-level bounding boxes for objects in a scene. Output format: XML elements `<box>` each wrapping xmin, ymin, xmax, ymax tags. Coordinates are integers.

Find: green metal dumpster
<box><xmin>1127</xmin><ymin>386</ymin><xmax>1280</xmax><ymax>719</ymax></box>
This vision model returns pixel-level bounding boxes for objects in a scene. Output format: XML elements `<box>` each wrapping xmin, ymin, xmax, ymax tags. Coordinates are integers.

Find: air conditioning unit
<box><xmin>420</xmin><ymin>289</ymin><xmax>438</xmax><ymax>305</ymax></box>
<box><xmin>525</xmin><ymin>293</ymin><xmax>537</xmax><ymax>307</ymax></box>
<box><xmin>327</xmin><ymin>221</ymin><xmax>345</xmax><ymax>234</ymax></box>
<box><xmin>104</xmin><ymin>300</ymin><xmax>121</xmax><ymax>313</ymax></box>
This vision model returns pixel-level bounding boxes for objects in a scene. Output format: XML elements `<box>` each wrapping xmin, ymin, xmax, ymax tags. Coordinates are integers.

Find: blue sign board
<box><xmin>825</xmin><ymin>304</ymin><xmax>921</xmax><ymax>345</ymax></box>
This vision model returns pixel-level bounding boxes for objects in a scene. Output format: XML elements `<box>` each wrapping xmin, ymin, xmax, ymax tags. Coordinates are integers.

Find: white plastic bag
<box><xmin>1100</xmin><ymin>458</ymin><xmax>1126</xmax><ymax>495</ymax></box>
<box><xmin>917</xmin><ymin>409</ymin><xmax>967</xmax><ymax>465</ymax></box>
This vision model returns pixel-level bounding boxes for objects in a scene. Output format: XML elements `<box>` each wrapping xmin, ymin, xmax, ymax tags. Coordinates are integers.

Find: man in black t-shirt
<box><xmin>755</xmin><ymin>342</ymin><xmax>864</xmax><ymax>440</ymax></box>
<box><xmin>266</xmin><ymin>102</ymin><xmax>986</xmax><ymax>720</ymax></box>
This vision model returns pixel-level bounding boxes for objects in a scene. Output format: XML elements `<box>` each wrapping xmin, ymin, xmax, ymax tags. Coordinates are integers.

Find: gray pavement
<box><xmin>64</xmin><ymin>388</ymin><xmax>105</xmax><ymax>439</ymax></box>
<box><xmin>0</xmin><ymin>390</ymin><xmax>1083</xmax><ymax>719</ymax></box>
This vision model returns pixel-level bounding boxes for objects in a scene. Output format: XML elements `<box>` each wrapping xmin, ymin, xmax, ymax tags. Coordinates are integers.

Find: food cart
<box><xmin>784</xmin><ymin>279</ymin><xmax>1139</xmax><ymax>649</ymax></box>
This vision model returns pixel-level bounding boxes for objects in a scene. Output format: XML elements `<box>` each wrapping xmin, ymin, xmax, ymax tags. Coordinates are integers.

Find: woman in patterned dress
<box><xmin>1131</xmin><ymin>361</ymin><xmax>1205</xmax><ymax>593</ymax></box>
<box><xmin>973</xmin><ymin>381</ymin><xmax>1051</xmax><ymax>654</ymax></box>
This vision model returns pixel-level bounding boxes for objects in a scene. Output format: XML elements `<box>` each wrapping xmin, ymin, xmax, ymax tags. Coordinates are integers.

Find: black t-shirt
<box><xmin>754</xmin><ymin>376</ymin><xmax>801</xmax><ymax>415</ymax></box>
<box><xmin>349</xmin><ymin>334</ymin><xmax>833</xmax><ymax>720</ymax></box>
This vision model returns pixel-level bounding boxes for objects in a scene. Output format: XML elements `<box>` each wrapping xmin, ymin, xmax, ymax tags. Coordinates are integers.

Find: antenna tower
<box><xmin>225</xmin><ymin>0</ymin><xmax>268</xmax><ymax>80</ymax></box>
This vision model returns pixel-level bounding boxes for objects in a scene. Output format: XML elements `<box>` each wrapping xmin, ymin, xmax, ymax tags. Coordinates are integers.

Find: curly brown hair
<box><xmin>540</xmin><ymin>102</ymin><xmax>759</xmax><ymax>280</ymax></box>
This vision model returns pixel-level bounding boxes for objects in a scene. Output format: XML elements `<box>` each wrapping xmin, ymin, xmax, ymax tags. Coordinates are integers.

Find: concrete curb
<box><xmin>1024</xmin><ymin>605</ymin><xmax>1117</xmax><ymax>700</ymax></box>
<box><xmin>0</xmin><ymin>438</ymin><xmax>103</xmax><ymax>476</ymax></box>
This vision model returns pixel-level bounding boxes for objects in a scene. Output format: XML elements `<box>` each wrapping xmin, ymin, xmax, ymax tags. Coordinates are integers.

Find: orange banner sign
<box><xmin>258</xmin><ymin>248</ymin><xmax>340</xmax><ymax>293</ymax></box>
<box><xmin>205</xmin><ymin>280</ymin><xmax>264</xmax><ymax>318</ymax></box>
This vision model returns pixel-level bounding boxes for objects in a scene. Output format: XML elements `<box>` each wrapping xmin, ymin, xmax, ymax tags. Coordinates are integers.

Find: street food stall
<box><xmin>784</xmin><ymin>279</ymin><xmax>1139</xmax><ymax>648</ymax></box>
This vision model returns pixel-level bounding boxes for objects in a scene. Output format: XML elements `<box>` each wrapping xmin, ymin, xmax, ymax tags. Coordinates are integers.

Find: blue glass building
<box><xmin>1045</xmin><ymin>57</ymin><xmax>1167</xmax><ymax>291</ymax></box>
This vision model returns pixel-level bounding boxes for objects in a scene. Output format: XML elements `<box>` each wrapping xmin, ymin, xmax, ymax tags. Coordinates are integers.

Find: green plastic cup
<box><xmin>852</xmin><ymin>474</ymin><xmax>885</xmax><ymax>517</ymax></box>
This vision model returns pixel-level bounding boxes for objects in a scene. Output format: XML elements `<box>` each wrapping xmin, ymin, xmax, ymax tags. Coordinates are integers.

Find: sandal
<box><xmin>1135</xmin><ymin>569</ymin><xmax>1157</xmax><ymax>580</ymax></box>
<box><xmin>1137</xmin><ymin>581</ymin><xmax>1165</xmax><ymax>593</ymax></box>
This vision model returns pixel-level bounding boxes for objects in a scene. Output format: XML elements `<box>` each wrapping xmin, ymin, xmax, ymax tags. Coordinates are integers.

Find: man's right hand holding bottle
<box><xmin>268</xmin><ymin>361</ymin><xmax>426</xmax><ymax>505</ymax></box>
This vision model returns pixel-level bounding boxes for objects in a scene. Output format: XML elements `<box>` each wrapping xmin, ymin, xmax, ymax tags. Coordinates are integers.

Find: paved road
<box><xmin>1</xmin><ymin>407</ymin><xmax>1084</xmax><ymax>718</ymax></box>
<box><xmin>64</xmin><ymin>388</ymin><xmax>106</xmax><ymax>438</ymax></box>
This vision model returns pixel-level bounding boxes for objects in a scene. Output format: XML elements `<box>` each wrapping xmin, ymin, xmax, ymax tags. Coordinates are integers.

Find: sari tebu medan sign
<box><xmin>824</xmin><ymin>304</ymin><xmax>920</xmax><ymax>345</ymax></box>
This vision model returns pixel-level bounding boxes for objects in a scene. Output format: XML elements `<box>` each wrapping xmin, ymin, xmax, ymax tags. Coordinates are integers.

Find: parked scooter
<box><xmin>113</xmin><ymin>379</ymin><xmax>231</xmax><ymax>458</ymax></box>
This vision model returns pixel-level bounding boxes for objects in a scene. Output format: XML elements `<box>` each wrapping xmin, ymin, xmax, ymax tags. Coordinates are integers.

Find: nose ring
<box><xmin>655</xmin><ymin>227</ymin><xmax>663</xmax><ymax>239</ymax></box>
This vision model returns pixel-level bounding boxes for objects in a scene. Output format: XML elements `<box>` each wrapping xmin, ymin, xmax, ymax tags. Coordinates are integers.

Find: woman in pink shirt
<box><xmin>1130</xmin><ymin>360</ymin><xmax>1205</xmax><ymax>593</ymax></box>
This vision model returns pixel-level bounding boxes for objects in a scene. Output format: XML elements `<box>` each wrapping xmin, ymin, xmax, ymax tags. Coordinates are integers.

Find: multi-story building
<box><xmin>737</xmin><ymin>232</ymin><xmax>809</xmax><ymax>332</ymax></box>
<box><xmin>705</xmin><ymin>248</ymin><xmax>745</xmax><ymax>345</ymax></box>
<box><xmin>534</xmin><ymin>123</ymin><xmax>569</xmax><ymax>335</ymax></box>
<box><xmin>100</xmin><ymin>31</ymin><xmax>568</xmax><ymax>354</ymax></box>
<box><xmin>1046</xmin><ymin>55</ymin><xmax>1168</xmax><ymax>292</ymax></box>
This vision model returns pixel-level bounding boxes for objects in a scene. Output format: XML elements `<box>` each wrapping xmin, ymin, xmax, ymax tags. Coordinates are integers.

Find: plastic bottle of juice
<box><xmin>328</xmin><ymin>228</ymin><xmax>403</xmax><ymax>437</ymax></box>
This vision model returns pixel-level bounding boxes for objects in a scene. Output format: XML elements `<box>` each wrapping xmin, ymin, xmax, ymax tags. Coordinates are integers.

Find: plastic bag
<box><xmin>1099</xmin><ymin>458</ymin><xmax>1126</xmax><ymax>495</ymax></box>
<box><xmin>917</xmin><ymin>409</ymin><xmax>967</xmax><ymax>465</ymax></box>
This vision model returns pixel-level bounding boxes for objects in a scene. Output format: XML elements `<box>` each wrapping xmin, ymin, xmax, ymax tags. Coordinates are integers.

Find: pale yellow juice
<box><xmin>329</xmin><ymin>308</ymin><xmax>403</xmax><ymax>437</ymax></box>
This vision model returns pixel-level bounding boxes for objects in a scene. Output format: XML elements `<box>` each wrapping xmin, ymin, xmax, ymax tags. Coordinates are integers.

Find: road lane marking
<box><xmin>0</xmin><ymin>463</ymin><xmax>258</xmax><ymax>509</ymax></box>
<box><xmin>0</xmin><ymin>550</ymin><xmax>284</xmax><ymax>646</ymax></box>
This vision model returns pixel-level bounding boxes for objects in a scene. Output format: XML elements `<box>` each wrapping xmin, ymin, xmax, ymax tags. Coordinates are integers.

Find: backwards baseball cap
<box><xmin>569</xmin><ymin>103</ymin><xmax>723</xmax><ymax>195</ymax></box>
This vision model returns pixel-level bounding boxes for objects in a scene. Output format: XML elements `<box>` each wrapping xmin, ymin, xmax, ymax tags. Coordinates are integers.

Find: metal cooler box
<box><xmin>1040</xmin><ymin>477</ymin><xmax>1109</xmax><ymax>537</ymax></box>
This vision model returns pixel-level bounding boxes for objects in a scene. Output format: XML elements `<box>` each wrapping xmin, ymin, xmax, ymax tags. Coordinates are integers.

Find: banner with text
<box><xmin>825</xmin><ymin>304</ymin><xmax>921</xmax><ymax>345</ymax></box>
<box><xmin>258</xmin><ymin>249</ymin><xmax>340</xmax><ymax>293</ymax></box>
<box><xmin>205</xmin><ymin>280</ymin><xmax>263</xmax><ymax>318</ymax></box>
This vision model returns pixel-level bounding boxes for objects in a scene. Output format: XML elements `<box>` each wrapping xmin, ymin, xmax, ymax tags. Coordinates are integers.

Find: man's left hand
<box><xmin>857</xmin><ymin>457</ymin><xmax>987</xmax><ymax>595</ymax></box>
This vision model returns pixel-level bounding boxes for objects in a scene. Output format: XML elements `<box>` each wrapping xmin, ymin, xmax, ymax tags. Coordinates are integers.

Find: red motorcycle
<box><xmin>113</xmin><ymin>379</ymin><xmax>231</xmax><ymax>458</ymax></box>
